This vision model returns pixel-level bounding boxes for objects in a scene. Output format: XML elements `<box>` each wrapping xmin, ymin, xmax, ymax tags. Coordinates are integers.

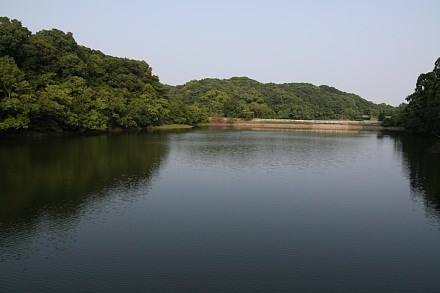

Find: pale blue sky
<box><xmin>3</xmin><ymin>0</ymin><xmax>439</xmax><ymax>105</ymax></box>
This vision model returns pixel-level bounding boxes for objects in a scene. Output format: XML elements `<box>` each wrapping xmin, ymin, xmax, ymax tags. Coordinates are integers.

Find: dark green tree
<box><xmin>167</xmin><ymin>77</ymin><xmax>396</xmax><ymax>121</ymax></box>
<box><xmin>404</xmin><ymin>58</ymin><xmax>440</xmax><ymax>135</ymax></box>
<box><xmin>0</xmin><ymin>17</ymin><xmax>31</xmax><ymax>62</ymax></box>
<box><xmin>0</xmin><ymin>56</ymin><xmax>37</xmax><ymax>130</ymax></box>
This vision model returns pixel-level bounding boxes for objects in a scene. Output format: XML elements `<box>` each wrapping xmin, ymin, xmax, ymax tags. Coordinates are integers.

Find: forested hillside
<box><xmin>166</xmin><ymin>77</ymin><xmax>396</xmax><ymax>120</ymax></box>
<box><xmin>1</xmin><ymin>16</ymin><xmax>398</xmax><ymax>134</ymax></box>
<box><xmin>0</xmin><ymin>17</ymin><xmax>207</xmax><ymax>133</ymax></box>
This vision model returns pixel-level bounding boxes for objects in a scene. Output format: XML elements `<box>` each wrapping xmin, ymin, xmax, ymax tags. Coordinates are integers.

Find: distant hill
<box><xmin>166</xmin><ymin>77</ymin><xmax>396</xmax><ymax>120</ymax></box>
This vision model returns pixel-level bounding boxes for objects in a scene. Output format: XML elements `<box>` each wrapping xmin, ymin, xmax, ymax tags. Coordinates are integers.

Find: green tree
<box><xmin>58</xmin><ymin>53</ymin><xmax>87</xmax><ymax>78</ymax></box>
<box><xmin>167</xmin><ymin>77</ymin><xmax>395</xmax><ymax>121</ymax></box>
<box><xmin>199</xmin><ymin>90</ymin><xmax>230</xmax><ymax>117</ymax></box>
<box><xmin>0</xmin><ymin>17</ymin><xmax>31</xmax><ymax>62</ymax></box>
<box><xmin>184</xmin><ymin>104</ymin><xmax>209</xmax><ymax>125</ymax></box>
<box><xmin>404</xmin><ymin>58</ymin><xmax>440</xmax><ymax>135</ymax></box>
<box><xmin>20</xmin><ymin>34</ymin><xmax>57</xmax><ymax>76</ymax></box>
<box><xmin>0</xmin><ymin>56</ymin><xmax>37</xmax><ymax>130</ymax></box>
<box><xmin>126</xmin><ymin>85</ymin><xmax>170</xmax><ymax>127</ymax></box>
<box><xmin>0</xmin><ymin>56</ymin><xmax>26</xmax><ymax>99</ymax></box>
<box><xmin>35</xmin><ymin>81</ymin><xmax>77</xmax><ymax>130</ymax></box>
<box><xmin>93</xmin><ymin>86</ymin><xmax>130</xmax><ymax>128</ymax></box>
<box><xmin>0</xmin><ymin>17</ymin><xmax>184</xmax><ymax>132</ymax></box>
<box><xmin>2</xmin><ymin>16</ymin><xmax>401</xmax><ymax>133</ymax></box>
<box><xmin>249</xmin><ymin>102</ymin><xmax>275</xmax><ymax>118</ymax></box>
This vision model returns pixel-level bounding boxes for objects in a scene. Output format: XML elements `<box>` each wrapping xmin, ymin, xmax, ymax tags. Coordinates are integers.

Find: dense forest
<box><xmin>0</xmin><ymin>17</ymin><xmax>208</xmax><ymax>133</ymax></box>
<box><xmin>385</xmin><ymin>58</ymin><xmax>440</xmax><ymax>136</ymax></box>
<box><xmin>166</xmin><ymin>78</ymin><xmax>396</xmax><ymax>120</ymax></box>
<box><xmin>0</xmin><ymin>16</ymin><xmax>414</xmax><ymax>134</ymax></box>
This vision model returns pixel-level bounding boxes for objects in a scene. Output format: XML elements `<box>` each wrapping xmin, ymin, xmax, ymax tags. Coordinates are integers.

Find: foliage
<box><xmin>2</xmin><ymin>16</ymin><xmax>401</xmax><ymax>133</ymax></box>
<box><xmin>0</xmin><ymin>56</ymin><xmax>38</xmax><ymax>130</ymax></box>
<box><xmin>167</xmin><ymin>77</ymin><xmax>396</xmax><ymax>120</ymax></box>
<box><xmin>381</xmin><ymin>103</ymin><xmax>406</xmax><ymax>127</ymax></box>
<box><xmin>402</xmin><ymin>58</ymin><xmax>440</xmax><ymax>135</ymax></box>
<box><xmin>0</xmin><ymin>17</ymin><xmax>31</xmax><ymax>61</ymax></box>
<box><xmin>0</xmin><ymin>17</ymin><xmax>206</xmax><ymax>133</ymax></box>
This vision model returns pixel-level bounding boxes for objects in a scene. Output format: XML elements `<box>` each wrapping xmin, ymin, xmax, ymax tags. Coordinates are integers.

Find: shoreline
<box><xmin>0</xmin><ymin>124</ymin><xmax>194</xmax><ymax>139</ymax></box>
<box><xmin>0</xmin><ymin>120</ymin><xmax>406</xmax><ymax>139</ymax></box>
<box><xmin>207</xmin><ymin>118</ymin><xmax>405</xmax><ymax>132</ymax></box>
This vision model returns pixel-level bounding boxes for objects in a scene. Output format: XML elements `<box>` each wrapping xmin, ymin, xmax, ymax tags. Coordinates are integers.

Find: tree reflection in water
<box><xmin>389</xmin><ymin>133</ymin><xmax>440</xmax><ymax>219</ymax></box>
<box><xmin>0</xmin><ymin>133</ymin><xmax>169</xmax><ymax>230</ymax></box>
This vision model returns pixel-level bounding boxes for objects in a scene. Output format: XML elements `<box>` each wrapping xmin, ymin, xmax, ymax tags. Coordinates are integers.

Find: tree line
<box><xmin>383</xmin><ymin>58</ymin><xmax>440</xmax><ymax>136</ymax></box>
<box><xmin>5</xmin><ymin>17</ymin><xmax>437</xmax><ymax>135</ymax></box>
<box><xmin>166</xmin><ymin>78</ymin><xmax>396</xmax><ymax>121</ymax></box>
<box><xmin>0</xmin><ymin>17</ymin><xmax>208</xmax><ymax>133</ymax></box>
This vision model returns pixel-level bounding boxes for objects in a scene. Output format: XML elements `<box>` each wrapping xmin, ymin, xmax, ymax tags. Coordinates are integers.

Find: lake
<box><xmin>1</xmin><ymin>129</ymin><xmax>439</xmax><ymax>292</ymax></box>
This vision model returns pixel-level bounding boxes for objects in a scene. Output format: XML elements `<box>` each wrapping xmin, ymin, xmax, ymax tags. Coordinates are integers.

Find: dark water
<box><xmin>1</xmin><ymin>129</ymin><xmax>439</xmax><ymax>292</ymax></box>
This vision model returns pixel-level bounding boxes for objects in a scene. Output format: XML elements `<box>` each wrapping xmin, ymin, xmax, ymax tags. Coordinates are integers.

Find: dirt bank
<box><xmin>208</xmin><ymin>118</ymin><xmax>405</xmax><ymax>132</ymax></box>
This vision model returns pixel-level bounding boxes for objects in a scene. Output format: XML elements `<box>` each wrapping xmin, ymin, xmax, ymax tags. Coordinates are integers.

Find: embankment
<box><xmin>208</xmin><ymin>118</ymin><xmax>405</xmax><ymax>131</ymax></box>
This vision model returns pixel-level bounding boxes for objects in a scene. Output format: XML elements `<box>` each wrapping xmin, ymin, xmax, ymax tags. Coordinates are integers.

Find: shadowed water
<box><xmin>1</xmin><ymin>129</ymin><xmax>439</xmax><ymax>292</ymax></box>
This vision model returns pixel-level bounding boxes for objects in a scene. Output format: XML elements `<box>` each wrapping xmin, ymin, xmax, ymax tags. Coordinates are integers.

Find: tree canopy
<box><xmin>1</xmin><ymin>16</ymin><xmax>399</xmax><ymax>134</ymax></box>
<box><xmin>381</xmin><ymin>58</ymin><xmax>440</xmax><ymax>136</ymax></box>
<box><xmin>0</xmin><ymin>17</ymin><xmax>207</xmax><ymax>133</ymax></box>
<box><xmin>402</xmin><ymin>58</ymin><xmax>440</xmax><ymax>135</ymax></box>
<box><xmin>166</xmin><ymin>77</ymin><xmax>396</xmax><ymax>120</ymax></box>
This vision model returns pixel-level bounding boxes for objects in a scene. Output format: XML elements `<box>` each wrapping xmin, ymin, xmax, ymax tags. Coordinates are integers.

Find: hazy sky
<box><xmin>3</xmin><ymin>0</ymin><xmax>440</xmax><ymax>105</ymax></box>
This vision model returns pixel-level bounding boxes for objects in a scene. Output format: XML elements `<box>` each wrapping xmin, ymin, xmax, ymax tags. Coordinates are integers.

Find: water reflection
<box><xmin>388</xmin><ymin>133</ymin><xmax>440</xmax><ymax>218</ymax></box>
<box><xmin>2</xmin><ymin>130</ymin><xmax>440</xmax><ymax>291</ymax></box>
<box><xmin>0</xmin><ymin>133</ymin><xmax>169</xmax><ymax>228</ymax></box>
<box><xmin>173</xmin><ymin>129</ymin><xmax>374</xmax><ymax>174</ymax></box>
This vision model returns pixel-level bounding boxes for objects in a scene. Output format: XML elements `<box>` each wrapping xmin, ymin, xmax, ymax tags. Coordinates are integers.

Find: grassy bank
<box><xmin>151</xmin><ymin>124</ymin><xmax>194</xmax><ymax>130</ymax></box>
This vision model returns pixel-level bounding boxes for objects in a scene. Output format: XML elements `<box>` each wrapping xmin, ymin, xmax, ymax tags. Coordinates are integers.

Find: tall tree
<box><xmin>404</xmin><ymin>58</ymin><xmax>440</xmax><ymax>135</ymax></box>
<box><xmin>0</xmin><ymin>56</ymin><xmax>37</xmax><ymax>130</ymax></box>
<box><xmin>0</xmin><ymin>17</ymin><xmax>31</xmax><ymax>62</ymax></box>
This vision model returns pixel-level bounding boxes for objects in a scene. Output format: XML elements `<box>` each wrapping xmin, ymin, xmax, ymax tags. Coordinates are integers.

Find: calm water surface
<box><xmin>1</xmin><ymin>129</ymin><xmax>439</xmax><ymax>292</ymax></box>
